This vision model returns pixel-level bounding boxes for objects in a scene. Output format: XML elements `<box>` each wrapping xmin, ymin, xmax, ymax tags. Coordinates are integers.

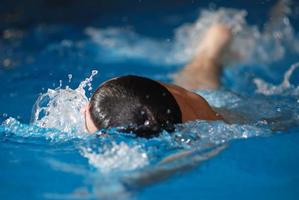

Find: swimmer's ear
<box><xmin>80</xmin><ymin>103</ymin><xmax>89</xmax><ymax>115</ymax></box>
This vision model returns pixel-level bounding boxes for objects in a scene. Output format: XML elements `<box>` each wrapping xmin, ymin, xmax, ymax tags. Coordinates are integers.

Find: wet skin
<box><xmin>82</xmin><ymin>81</ymin><xmax>223</xmax><ymax>134</ymax></box>
<box><xmin>161</xmin><ymin>83</ymin><xmax>223</xmax><ymax>122</ymax></box>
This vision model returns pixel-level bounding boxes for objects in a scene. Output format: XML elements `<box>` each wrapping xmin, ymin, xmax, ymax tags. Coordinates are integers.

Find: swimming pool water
<box><xmin>1</xmin><ymin>0</ymin><xmax>299</xmax><ymax>199</ymax></box>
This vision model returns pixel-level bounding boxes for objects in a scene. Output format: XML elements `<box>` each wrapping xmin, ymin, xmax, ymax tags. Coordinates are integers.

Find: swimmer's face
<box><xmin>81</xmin><ymin>103</ymin><xmax>98</xmax><ymax>133</ymax></box>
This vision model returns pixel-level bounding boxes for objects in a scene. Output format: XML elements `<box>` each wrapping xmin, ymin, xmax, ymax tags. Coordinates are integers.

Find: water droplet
<box><xmin>144</xmin><ymin>120</ymin><xmax>150</xmax><ymax>126</ymax></box>
<box><xmin>88</xmin><ymin>83</ymin><xmax>92</xmax><ymax>91</ymax></box>
<box><xmin>91</xmin><ymin>70</ymin><xmax>98</xmax><ymax>76</ymax></box>
<box><xmin>77</xmin><ymin>70</ymin><xmax>98</xmax><ymax>91</ymax></box>
<box><xmin>140</xmin><ymin>110</ymin><xmax>145</xmax><ymax>115</ymax></box>
<box><xmin>259</xmin><ymin>120</ymin><xmax>268</xmax><ymax>125</ymax></box>
<box><xmin>68</xmin><ymin>74</ymin><xmax>73</xmax><ymax>83</ymax></box>
<box><xmin>242</xmin><ymin>132</ymin><xmax>248</xmax><ymax>138</ymax></box>
<box><xmin>141</xmin><ymin>153</ymin><xmax>147</xmax><ymax>158</ymax></box>
<box><xmin>166</xmin><ymin>109</ymin><xmax>171</xmax><ymax>114</ymax></box>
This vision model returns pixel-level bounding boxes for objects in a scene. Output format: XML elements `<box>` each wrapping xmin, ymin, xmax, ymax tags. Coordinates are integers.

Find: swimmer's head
<box><xmin>85</xmin><ymin>75</ymin><xmax>182</xmax><ymax>137</ymax></box>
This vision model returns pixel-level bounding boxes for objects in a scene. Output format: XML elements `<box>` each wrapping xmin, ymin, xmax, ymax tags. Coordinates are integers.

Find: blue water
<box><xmin>1</xmin><ymin>1</ymin><xmax>299</xmax><ymax>199</ymax></box>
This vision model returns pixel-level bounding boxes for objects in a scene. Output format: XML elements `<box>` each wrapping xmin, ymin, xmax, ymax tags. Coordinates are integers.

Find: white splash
<box><xmin>173</xmin><ymin>2</ymin><xmax>299</xmax><ymax>65</ymax></box>
<box><xmin>31</xmin><ymin>70</ymin><xmax>98</xmax><ymax>134</ymax></box>
<box><xmin>85</xmin><ymin>27</ymin><xmax>171</xmax><ymax>65</ymax></box>
<box><xmin>81</xmin><ymin>142</ymin><xmax>149</xmax><ymax>173</ymax></box>
<box><xmin>175</xmin><ymin>1</ymin><xmax>299</xmax><ymax>65</ymax></box>
<box><xmin>172</xmin><ymin>8</ymin><xmax>248</xmax><ymax>64</ymax></box>
<box><xmin>254</xmin><ymin>62</ymin><xmax>299</xmax><ymax>96</ymax></box>
<box><xmin>1</xmin><ymin>117</ymin><xmax>90</xmax><ymax>141</ymax></box>
<box><xmin>85</xmin><ymin>4</ymin><xmax>299</xmax><ymax>66</ymax></box>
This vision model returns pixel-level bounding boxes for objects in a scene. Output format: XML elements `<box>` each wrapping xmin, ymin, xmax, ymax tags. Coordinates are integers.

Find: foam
<box><xmin>254</xmin><ymin>62</ymin><xmax>299</xmax><ymax>96</ymax></box>
<box><xmin>81</xmin><ymin>142</ymin><xmax>149</xmax><ymax>173</ymax></box>
<box><xmin>1</xmin><ymin>117</ymin><xmax>88</xmax><ymax>141</ymax></box>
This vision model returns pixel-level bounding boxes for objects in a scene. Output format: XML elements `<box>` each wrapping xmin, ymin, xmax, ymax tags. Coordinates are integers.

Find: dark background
<box><xmin>1</xmin><ymin>0</ymin><xmax>294</xmax><ymax>34</ymax></box>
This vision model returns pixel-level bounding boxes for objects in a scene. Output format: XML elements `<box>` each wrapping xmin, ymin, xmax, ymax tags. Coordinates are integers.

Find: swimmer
<box><xmin>82</xmin><ymin>24</ymin><xmax>232</xmax><ymax>137</ymax></box>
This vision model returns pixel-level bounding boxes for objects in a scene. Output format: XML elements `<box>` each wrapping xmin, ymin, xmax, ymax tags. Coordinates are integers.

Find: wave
<box><xmin>254</xmin><ymin>62</ymin><xmax>299</xmax><ymax>96</ymax></box>
<box><xmin>85</xmin><ymin>5</ymin><xmax>299</xmax><ymax>66</ymax></box>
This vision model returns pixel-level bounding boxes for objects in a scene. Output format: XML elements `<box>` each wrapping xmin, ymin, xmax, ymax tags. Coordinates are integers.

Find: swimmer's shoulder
<box><xmin>160</xmin><ymin>82</ymin><xmax>223</xmax><ymax>122</ymax></box>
